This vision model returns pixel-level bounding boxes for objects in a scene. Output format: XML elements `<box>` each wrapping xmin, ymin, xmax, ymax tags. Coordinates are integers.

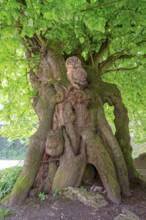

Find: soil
<box><xmin>1</xmin><ymin>186</ymin><xmax>146</xmax><ymax>220</ymax></box>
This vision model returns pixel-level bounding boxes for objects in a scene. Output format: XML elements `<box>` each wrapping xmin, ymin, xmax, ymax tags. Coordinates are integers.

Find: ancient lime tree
<box><xmin>0</xmin><ymin>0</ymin><xmax>146</xmax><ymax>206</ymax></box>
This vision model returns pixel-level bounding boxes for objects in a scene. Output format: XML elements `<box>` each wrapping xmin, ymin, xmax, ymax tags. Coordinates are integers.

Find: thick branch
<box><xmin>112</xmin><ymin>93</ymin><xmax>140</xmax><ymax>180</ymax></box>
<box><xmin>99</xmin><ymin>81</ymin><xmax>140</xmax><ymax>182</ymax></box>
<box><xmin>99</xmin><ymin>51</ymin><xmax>124</xmax><ymax>74</ymax></box>
<box><xmin>98</xmin><ymin>39</ymin><xmax>146</xmax><ymax>75</ymax></box>
<box><xmin>94</xmin><ymin>38</ymin><xmax>110</xmax><ymax>67</ymax></box>
<box><xmin>96</xmin><ymin>96</ymin><xmax>130</xmax><ymax>196</ymax></box>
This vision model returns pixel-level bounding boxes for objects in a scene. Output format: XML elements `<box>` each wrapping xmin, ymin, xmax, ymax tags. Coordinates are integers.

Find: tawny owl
<box><xmin>65</xmin><ymin>56</ymin><xmax>88</xmax><ymax>89</ymax></box>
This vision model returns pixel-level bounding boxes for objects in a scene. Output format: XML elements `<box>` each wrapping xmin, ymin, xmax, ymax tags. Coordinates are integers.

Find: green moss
<box><xmin>11</xmin><ymin>163</ymin><xmax>40</xmax><ymax>195</ymax></box>
<box><xmin>1</xmin><ymin>193</ymin><xmax>11</xmax><ymax>206</ymax></box>
<box><xmin>10</xmin><ymin>147</ymin><xmax>42</xmax><ymax>202</ymax></box>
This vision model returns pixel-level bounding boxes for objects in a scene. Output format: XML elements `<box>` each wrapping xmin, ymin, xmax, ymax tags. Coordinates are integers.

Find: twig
<box><xmin>105</xmin><ymin>66</ymin><xmax>139</xmax><ymax>73</ymax></box>
<box><xmin>81</xmin><ymin>0</ymin><xmax>123</xmax><ymax>12</ymax></box>
<box><xmin>94</xmin><ymin>38</ymin><xmax>110</xmax><ymax>67</ymax></box>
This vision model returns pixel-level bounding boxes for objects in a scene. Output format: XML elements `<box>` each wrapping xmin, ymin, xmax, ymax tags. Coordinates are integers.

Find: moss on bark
<box><xmin>9</xmin><ymin>53</ymin><xmax>139</xmax><ymax>207</ymax></box>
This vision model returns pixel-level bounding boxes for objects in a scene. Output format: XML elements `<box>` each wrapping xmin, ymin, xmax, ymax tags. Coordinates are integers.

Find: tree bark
<box><xmin>9</xmin><ymin>86</ymin><xmax>56</xmax><ymax>206</ymax></box>
<box><xmin>99</xmin><ymin>81</ymin><xmax>139</xmax><ymax>182</ymax></box>
<box><xmin>9</xmin><ymin>51</ymin><xmax>140</xmax><ymax>207</ymax></box>
<box><xmin>96</xmin><ymin>96</ymin><xmax>130</xmax><ymax>196</ymax></box>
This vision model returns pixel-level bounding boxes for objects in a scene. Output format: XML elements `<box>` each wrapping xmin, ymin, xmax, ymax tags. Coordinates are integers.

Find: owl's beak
<box><xmin>73</xmin><ymin>62</ymin><xmax>76</xmax><ymax>67</ymax></box>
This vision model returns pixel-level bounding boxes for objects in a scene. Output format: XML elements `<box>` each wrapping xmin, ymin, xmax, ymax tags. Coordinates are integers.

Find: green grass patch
<box><xmin>0</xmin><ymin>207</ymin><xmax>11</xmax><ymax>219</ymax></box>
<box><xmin>0</xmin><ymin>166</ymin><xmax>22</xmax><ymax>200</ymax></box>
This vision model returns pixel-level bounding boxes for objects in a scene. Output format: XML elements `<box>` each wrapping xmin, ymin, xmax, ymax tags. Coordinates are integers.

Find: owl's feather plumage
<box><xmin>65</xmin><ymin>56</ymin><xmax>88</xmax><ymax>89</ymax></box>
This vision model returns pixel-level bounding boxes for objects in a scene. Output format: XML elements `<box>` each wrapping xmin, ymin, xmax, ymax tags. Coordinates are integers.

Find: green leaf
<box><xmin>79</xmin><ymin>36</ymin><xmax>85</xmax><ymax>44</ymax></box>
<box><xmin>0</xmin><ymin>0</ymin><xmax>146</xmax><ymax>146</ymax></box>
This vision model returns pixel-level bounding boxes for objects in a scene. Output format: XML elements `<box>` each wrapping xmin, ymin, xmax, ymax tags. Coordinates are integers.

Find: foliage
<box><xmin>132</xmin><ymin>142</ymin><xmax>146</xmax><ymax>158</ymax></box>
<box><xmin>104</xmin><ymin>104</ymin><xmax>116</xmax><ymax>133</ymax></box>
<box><xmin>103</xmin><ymin>71</ymin><xmax>146</xmax><ymax>144</ymax></box>
<box><xmin>0</xmin><ymin>135</ymin><xmax>26</xmax><ymax>160</ymax></box>
<box><xmin>53</xmin><ymin>188</ymin><xmax>60</xmax><ymax>197</ymax></box>
<box><xmin>0</xmin><ymin>207</ymin><xmax>11</xmax><ymax>219</ymax></box>
<box><xmin>0</xmin><ymin>0</ymin><xmax>146</xmax><ymax>144</ymax></box>
<box><xmin>38</xmin><ymin>192</ymin><xmax>48</xmax><ymax>201</ymax></box>
<box><xmin>0</xmin><ymin>166</ymin><xmax>22</xmax><ymax>200</ymax></box>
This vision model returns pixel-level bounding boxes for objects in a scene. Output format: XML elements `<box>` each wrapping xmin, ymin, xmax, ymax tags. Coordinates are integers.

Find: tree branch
<box><xmin>99</xmin><ymin>50</ymin><xmax>124</xmax><ymax>74</ymax></box>
<box><xmin>136</xmin><ymin>40</ymin><xmax>146</xmax><ymax>46</ymax></box>
<box><xmin>119</xmin><ymin>54</ymin><xmax>146</xmax><ymax>59</ymax></box>
<box><xmin>118</xmin><ymin>54</ymin><xmax>134</xmax><ymax>59</ymax></box>
<box><xmin>93</xmin><ymin>38</ymin><xmax>110</xmax><ymax>67</ymax></box>
<box><xmin>97</xmin><ymin>39</ymin><xmax>146</xmax><ymax>74</ymax></box>
<box><xmin>96</xmin><ymin>38</ymin><xmax>146</xmax><ymax>75</ymax></box>
<box><xmin>81</xmin><ymin>0</ymin><xmax>123</xmax><ymax>12</ymax></box>
<box><xmin>105</xmin><ymin>66</ymin><xmax>139</xmax><ymax>74</ymax></box>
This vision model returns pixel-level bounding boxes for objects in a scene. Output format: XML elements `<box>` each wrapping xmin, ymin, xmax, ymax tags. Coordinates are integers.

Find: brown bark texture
<box><xmin>9</xmin><ymin>49</ymin><xmax>140</xmax><ymax>207</ymax></box>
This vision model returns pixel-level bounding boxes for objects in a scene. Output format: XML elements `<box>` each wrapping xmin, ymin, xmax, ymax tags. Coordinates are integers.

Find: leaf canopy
<box><xmin>0</xmin><ymin>0</ymin><xmax>146</xmax><ymax>143</ymax></box>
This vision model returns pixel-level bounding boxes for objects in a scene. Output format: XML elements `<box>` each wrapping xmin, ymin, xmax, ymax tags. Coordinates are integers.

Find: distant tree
<box><xmin>0</xmin><ymin>135</ymin><xmax>26</xmax><ymax>160</ymax></box>
<box><xmin>0</xmin><ymin>0</ymin><xmax>146</xmax><ymax>206</ymax></box>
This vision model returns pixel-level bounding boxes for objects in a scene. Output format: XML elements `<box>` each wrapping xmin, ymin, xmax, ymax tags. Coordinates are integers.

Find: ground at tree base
<box><xmin>1</xmin><ymin>187</ymin><xmax>146</xmax><ymax>220</ymax></box>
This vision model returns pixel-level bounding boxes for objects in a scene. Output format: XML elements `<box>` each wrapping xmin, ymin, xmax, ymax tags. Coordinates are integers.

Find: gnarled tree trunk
<box><xmin>9</xmin><ymin>48</ymin><xmax>140</xmax><ymax>207</ymax></box>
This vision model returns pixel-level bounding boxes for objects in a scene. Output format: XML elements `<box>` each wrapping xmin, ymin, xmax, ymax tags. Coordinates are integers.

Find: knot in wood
<box><xmin>45</xmin><ymin>128</ymin><xmax>64</xmax><ymax>157</ymax></box>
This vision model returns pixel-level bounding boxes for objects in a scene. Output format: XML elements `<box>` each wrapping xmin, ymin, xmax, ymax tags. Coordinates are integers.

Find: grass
<box><xmin>0</xmin><ymin>166</ymin><xmax>22</xmax><ymax>200</ymax></box>
<box><xmin>0</xmin><ymin>207</ymin><xmax>11</xmax><ymax>219</ymax></box>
